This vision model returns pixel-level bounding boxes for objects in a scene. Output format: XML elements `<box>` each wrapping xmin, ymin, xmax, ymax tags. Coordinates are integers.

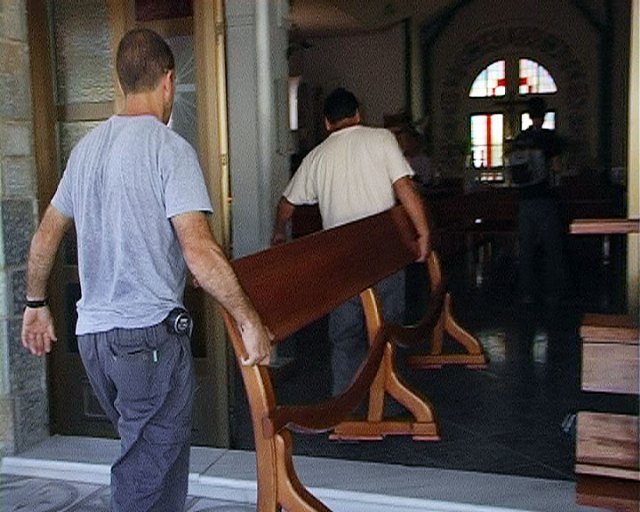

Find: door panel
<box><xmin>46</xmin><ymin>13</ymin><xmax>219</xmax><ymax>445</ymax></box>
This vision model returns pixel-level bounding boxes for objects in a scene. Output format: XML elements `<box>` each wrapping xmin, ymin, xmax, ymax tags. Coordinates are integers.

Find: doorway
<box><xmin>29</xmin><ymin>0</ymin><xmax>228</xmax><ymax>446</ymax></box>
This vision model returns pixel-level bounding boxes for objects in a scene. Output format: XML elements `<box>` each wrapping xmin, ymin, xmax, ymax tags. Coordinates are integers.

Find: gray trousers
<box><xmin>329</xmin><ymin>270</ymin><xmax>405</xmax><ymax>396</ymax></box>
<box><xmin>78</xmin><ymin>322</ymin><xmax>195</xmax><ymax>512</ymax></box>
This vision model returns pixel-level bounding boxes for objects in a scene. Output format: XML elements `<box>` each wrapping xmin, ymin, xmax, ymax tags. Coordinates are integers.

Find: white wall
<box><xmin>226</xmin><ymin>0</ymin><xmax>290</xmax><ymax>257</ymax></box>
<box><xmin>299</xmin><ymin>24</ymin><xmax>406</xmax><ymax>128</ymax></box>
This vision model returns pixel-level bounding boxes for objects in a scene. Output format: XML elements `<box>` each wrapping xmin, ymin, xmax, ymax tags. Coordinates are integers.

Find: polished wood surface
<box><xmin>576</xmin><ymin>412</ymin><xmax>640</xmax><ymax>480</ymax></box>
<box><xmin>576</xmin><ymin>475</ymin><xmax>640</xmax><ymax>512</ymax></box>
<box><xmin>569</xmin><ymin>218</ymin><xmax>640</xmax><ymax>234</ymax></box>
<box><xmin>231</xmin><ymin>205</ymin><xmax>419</xmax><ymax>342</ymax></box>
<box><xmin>579</xmin><ymin>313</ymin><xmax>639</xmax><ymax>395</ymax></box>
<box><xmin>575</xmin><ymin>243</ymin><xmax>640</xmax><ymax>510</ymax></box>
<box><xmin>580</xmin><ymin>313</ymin><xmax>640</xmax><ymax>343</ymax></box>
<box><xmin>224</xmin><ymin>206</ymin><xmax>429</xmax><ymax>511</ymax></box>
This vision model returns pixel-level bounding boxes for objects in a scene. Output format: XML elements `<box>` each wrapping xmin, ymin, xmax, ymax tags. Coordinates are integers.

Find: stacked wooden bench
<box><xmin>221</xmin><ymin>205</ymin><xmax>486</xmax><ymax>511</ymax></box>
<box><xmin>570</xmin><ymin>218</ymin><xmax>640</xmax><ymax>512</ymax></box>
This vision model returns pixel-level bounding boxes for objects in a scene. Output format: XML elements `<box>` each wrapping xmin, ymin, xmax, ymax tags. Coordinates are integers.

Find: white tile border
<box><xmin>1</xmin><ymin>436</ymin><xmax>598</xmax><ymax>512</ymax></box>
<box><xmin>1</xmin><ymin>456</ymin><xmax>110</xmax><ymax>485</ymax></box>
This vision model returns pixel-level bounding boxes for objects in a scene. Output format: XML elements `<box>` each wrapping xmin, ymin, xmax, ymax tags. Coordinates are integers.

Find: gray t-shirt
<box><xmin>52</xmin><ymin>115</ymin><xmax>213</xmax><ymax>334</ymax></box>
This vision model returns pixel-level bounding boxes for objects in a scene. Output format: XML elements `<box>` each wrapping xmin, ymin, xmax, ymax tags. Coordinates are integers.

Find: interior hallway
<box><xmin>1</xmin><ymin>228</ymin><xmax>635</xmax><ymax>511</ymax></box>
<box><xmin>231</xmin><ymin>230</ymin><xmax>637</xmax><ymax>481</ymax></box>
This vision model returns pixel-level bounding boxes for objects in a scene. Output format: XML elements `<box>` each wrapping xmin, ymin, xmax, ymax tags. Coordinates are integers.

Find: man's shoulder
<box><xmin>67</xmin><ymin>117</ymin><xmax>115</xmax><ymax>160</ymax></box>
<box><xmin>353</xmin><ymin>125</ymin><xmax>392</xmax><ymax>136</ymax></box>
<box><xmin>340</xmin><ymin>125</ymin><xmax>395</xmax><ymax>146</ymax></box>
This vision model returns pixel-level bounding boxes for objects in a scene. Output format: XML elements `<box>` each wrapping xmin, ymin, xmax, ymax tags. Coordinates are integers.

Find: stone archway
<box><xmin>435</xmin><ymin>25</ymin><xmax>591</xmax><ymax>173</ymax></box>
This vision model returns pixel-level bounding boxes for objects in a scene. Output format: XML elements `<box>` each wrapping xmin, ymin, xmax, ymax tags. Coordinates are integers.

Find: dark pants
<box><xmin>517</xmin><ymin>197</ymin><xmax>566</xmax><ymax>301</ymax></box>
<box><xmin>78</xmin><ymin>323</ymin><xmax>195</xmax><ymax>512</ymax></box>
<box><xmin>329</xmin><ymin>270</ymin><xmax>405</xmax><ymax>396</ymax></box>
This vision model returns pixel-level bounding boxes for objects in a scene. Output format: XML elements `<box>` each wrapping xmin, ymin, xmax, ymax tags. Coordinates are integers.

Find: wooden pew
<box><xmin>221</xmin><ymin>205</ymin><xmax>486</xmax><ymax>511</ymax></box>
<box><xmin>570</xmin><ymin>218</ymin><xmax>640</xmax><ymax>511</ymax></box>
<box><xmin>292</xmin><ymin>202</ymin><xmax>488</xmax><ymax>371</ymax></box>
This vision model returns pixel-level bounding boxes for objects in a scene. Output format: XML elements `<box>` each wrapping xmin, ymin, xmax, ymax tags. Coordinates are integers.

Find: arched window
<box><xmin>519</xmin><ymin>59</ymin><xmax>557</xmax><ymax>95</ymax></box>
<box><xmin>468</xmin><ymin>58</ymin><xmax>558</xmax><ymax>182</ymax></box>
<box><xmin>469</xmin><ymin>60</ymin><xmax>506</xmax><ymax>97</ymax></box>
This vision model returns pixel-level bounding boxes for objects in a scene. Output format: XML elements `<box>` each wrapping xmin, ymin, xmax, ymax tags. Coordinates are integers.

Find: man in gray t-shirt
<box><xmin>21</xmin><ymin>29</ymin><xmax>271</xmax><ymax>512</ymax></box>
<box><xmin>52</xmin><ymin>114</ymin><xmax>213</xmax><ymax>335</ymax></box>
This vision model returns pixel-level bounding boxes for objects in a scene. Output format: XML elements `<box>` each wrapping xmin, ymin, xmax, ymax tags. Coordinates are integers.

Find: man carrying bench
<box><xmin>272</xmin><ymin>87</ymin><xmax>430</xmax><ymax>399</ymax></box>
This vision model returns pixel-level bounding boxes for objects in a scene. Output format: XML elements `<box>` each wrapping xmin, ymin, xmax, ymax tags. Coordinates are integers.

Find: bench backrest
<box><xmin>230</xmin><ymin>205</ymin><xmax>419</xmax><ymax>342</ymax></box>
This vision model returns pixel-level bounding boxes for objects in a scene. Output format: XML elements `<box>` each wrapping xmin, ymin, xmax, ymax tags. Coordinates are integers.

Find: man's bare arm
<box><xmin>21</xmin><ymin>205</ymin><xmax>72</xmax><ymax>355</ymax></box>
<box><xmin>271</xmin><ymin>197</ymin><xmax>296</xmax><ymax>245</ymax></box>
<box><xmin>393</xmin><ymin>176</ymin><xmax>431</xmax><ymax>262</ymax></box>
<box><xmin>171</xmin><ymin>211</ymin><xmax>271</xmax><ymax>366</ymax></box>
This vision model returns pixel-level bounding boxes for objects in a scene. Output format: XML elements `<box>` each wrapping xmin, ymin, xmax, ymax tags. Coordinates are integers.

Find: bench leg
<box><xmin>407</xmin><ymin>293</ymin><xmax>488</xmax><ymax>369</ymax></box>
<box><xmin>276</xmin><ymin>431</ymin><xmax>331</xmax><ymax>512</ymax></box>
<box><xmin>406</xmin><ymin>252</ymin><xmax>487</xmax><ymax>369</ymax></box>
<box><xmin>226</xmin><ymin>314</ymin><xmax>332</xmax><ymax>511</ymax></box>
<box><xmin>330</xmin><ymin>342</ymin><xmax>439</xmax><ymax>442</ymax></box>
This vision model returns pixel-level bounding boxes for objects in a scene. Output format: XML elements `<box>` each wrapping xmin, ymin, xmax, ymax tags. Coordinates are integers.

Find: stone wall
<box><xmin>0</xmin><ymin>0</ymin><xmax>48</xmax><ymax>456</ymax></box>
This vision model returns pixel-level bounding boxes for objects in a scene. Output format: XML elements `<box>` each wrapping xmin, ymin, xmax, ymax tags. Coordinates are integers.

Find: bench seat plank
<box><xmin>231</xmin><ymin>206</ymin><xmax>418</xmax><ymax>342</ymax></box>
<box><xmin>569</xmin><ymin>218</ymin><xmax>640</xmax><ymax>235</ymax></box>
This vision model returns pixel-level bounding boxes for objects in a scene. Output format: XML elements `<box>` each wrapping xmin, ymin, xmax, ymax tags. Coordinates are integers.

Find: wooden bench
<box><xmin>221</xmin><ymin>205</ymin><xmax>486</xmax><ymax>511</ymax></box>
<box><xmin>570</xmin><ymin>218</ymin><xmax>640</xmax><ymax>511</ymax></box>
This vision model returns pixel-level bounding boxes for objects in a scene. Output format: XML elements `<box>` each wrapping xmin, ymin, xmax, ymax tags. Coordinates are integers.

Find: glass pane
<box><xmin>289</xmin><ymin>76</ymin><xmax>301</xmax><ymax>130</ymax></box>
<box><xmin>470</xmin><ymin>114</ymin><xmax>503</xmax><ymax>168</ymax></box>
<box><xmin>519</xmin><ymin>59</ymin><xmax>557</xmax><ymax>94</ymax></box>
<box><xmin>521</xmin><ymin>111</ymin><xmax>556</xmax><ymax>130</ymax></box>
<box><xmin>491</xmin><ymin>115</ymin><xmax>504</xmax><ymax>168</ymax></box>
<box><xmin>469</xmin><ymin>60</ymin><xmax>506</xmax><ymax>97</ymax></box>
<box><xmin>166</xmin><ymin>36</ymin><xmax>197</xmax><ymax>150</ymax></box>
<box><xmin>54</xmin><ymin>0</ymin><xmax>115</xmax><ymax>104</ymax></box>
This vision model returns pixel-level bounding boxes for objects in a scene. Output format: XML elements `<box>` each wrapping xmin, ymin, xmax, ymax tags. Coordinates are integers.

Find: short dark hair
<box><xmin>324</xmin><ymin>88</ymin><xmax>359</xmax><ymax>124</ymax></box>
<box><xmin>116</xmin><ymin>28</ymin><xmax>174</xmax><ymax>95</ymax></box>
<box><xmin>527</xmin><ymin>96</ymin><xmax>547</xmax><ymax>119</ymax></box>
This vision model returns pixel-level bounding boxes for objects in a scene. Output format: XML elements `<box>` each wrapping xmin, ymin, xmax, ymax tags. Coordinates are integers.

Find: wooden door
<box><xmin>29</xmin><ymin>1</ymin><xmax>226</xmax><ymax>445</ymax></box>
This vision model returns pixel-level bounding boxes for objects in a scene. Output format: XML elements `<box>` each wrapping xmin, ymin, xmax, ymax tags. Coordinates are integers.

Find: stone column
<box><xmin>0</xmin><ymin>0</ymin><xmax>48</xmax><ymax>456</ymax></box>
<box><xmin>226</xmin><ymin>0</ymin><xmax>290</xmax><ymax>258</ymax></box>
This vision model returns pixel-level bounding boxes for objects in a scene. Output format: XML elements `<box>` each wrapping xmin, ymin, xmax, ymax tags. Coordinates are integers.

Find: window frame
<box><xmin>466</xmin><ymin>56</ymin><xmax>559</xmax><ymax>182</ymax></box>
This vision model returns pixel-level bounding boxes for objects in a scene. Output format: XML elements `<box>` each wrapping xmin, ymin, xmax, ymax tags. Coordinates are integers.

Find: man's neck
<box><xmin>122</xmin><ymin>91</ymin><xmax>163</xmax><ymax>121</ymax></box>
<box><xmin>329</xmin><ymin>117</ymin><xmax>360</xmax><ymax>133</ymax></box>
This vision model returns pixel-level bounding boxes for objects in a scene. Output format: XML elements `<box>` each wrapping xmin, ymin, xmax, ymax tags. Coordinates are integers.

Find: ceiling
<box><xmin>288</xmin><ymin>0</ymin><xmax>456</xmax><ymax>38</ymax></box>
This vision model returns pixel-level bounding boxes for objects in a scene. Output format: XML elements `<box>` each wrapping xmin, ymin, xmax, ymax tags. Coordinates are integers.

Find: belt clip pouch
<box><xmin>166</xmin><ymin>308</ymin><xmax>193</xmax><ymax>336</ymax></box>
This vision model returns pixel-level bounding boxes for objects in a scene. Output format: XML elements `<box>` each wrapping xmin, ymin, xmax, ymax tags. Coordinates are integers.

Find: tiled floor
<box><xmin>231</xmin><ymin>233</ymin><xmax>638</xmax><ymax>481</ymax></box>
<box><xmin>1</xmin><ymin>473</ymin><xmax>254</xmax><ymax>512</ymax></box>
<box><xmin>2</xmin><ymin>233</ymin><xmax>636</xmax><ymax>511</ymax></box>
<box><xmin>1</xmin><ymin>435</ymin><xmax>602</xmax><ymax>511</ymax></box>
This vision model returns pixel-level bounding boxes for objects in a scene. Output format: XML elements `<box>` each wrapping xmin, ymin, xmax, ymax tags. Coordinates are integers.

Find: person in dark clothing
<box><xmin>513</xmin><ymin>96</ymin><xmax>566</xmax><ymax>305</ymax></box>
